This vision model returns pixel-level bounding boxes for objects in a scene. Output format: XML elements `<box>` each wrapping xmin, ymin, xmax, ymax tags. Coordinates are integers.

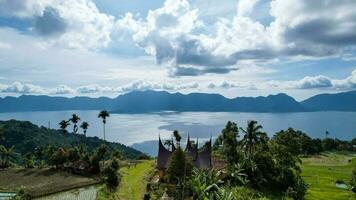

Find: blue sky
<box><xmin>0</xmin><ymin>0</ymin><xmax>356</xmax><ymax>100</ymax></box>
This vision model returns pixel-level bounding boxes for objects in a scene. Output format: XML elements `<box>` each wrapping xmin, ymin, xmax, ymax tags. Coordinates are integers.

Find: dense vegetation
<box><xmin>0</xmin><ymin>119</ymin><xmax>144</xmax><ymax>163</ymax></box>
<box><xmin>148</xmin><ymin>121</ymin><xmax>356</xmax><ymax>200</ymax></box>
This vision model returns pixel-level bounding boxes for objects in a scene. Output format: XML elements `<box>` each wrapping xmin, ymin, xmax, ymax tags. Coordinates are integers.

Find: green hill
<box><xmin>0</xmin><ymin>120</ymin><xmax>145</xmax><ymax>160</ymax></box>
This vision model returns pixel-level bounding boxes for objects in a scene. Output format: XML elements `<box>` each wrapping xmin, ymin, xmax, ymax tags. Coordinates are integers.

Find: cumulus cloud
<box><xmin>267</xmin><ymin>69</ymin><xmax>356</xmax><ymax>90</ymax></box>
<box><xmin>292</xmin><ymin>75</ymin><xmax>333</xmax><ymax>89</ymax></box>
<box><xmin>0</xmin><ymin>0</ymin><xmax>114</xmax><ymax>50</ymax></box>
<box><xmin>0</xmin><ymin>82</ymin><xmax>45</xmax><ymax>94</ymax></box>
<box><xmin>333</xmin><ymin>69</ymin><xmax>356</xmax><ymax>89</ymax></box>
<box><xmin>116</xmin><ymin>0</ymin><xmax>356</xmax><ymax>76</ymax></box>
<box><xmin>50</xmin><ymin>84</ymin><xmax>76</xmax><ymax>95</ymax></box>
<box><xmin>207</xmin><ymin>80</ymin><xmax>258</xmax><ymax>90</ymax></box>
<box><xmin>77</xmin><ymin>84</ymin><xmax>114</xmax><ymax>94</ymax></box>
<box><xmin>118</xmin><ymin>80</ymin><xmax>200</xmax><ymax>93</ymax></box>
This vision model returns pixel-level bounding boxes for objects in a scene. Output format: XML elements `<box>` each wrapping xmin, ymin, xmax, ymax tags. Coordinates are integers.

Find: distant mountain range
<box><xmin>1</xmin><ymin>90</ymin><xmax>356</xmax><ymax>113</ymax></box>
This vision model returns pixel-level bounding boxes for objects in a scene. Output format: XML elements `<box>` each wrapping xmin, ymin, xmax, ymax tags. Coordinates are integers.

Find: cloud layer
<box><xmin>1</xmin><ymin>68</ymin><xmax>356</xmax><ymax>95</ymax></box>
<box><xmin>116</xmin><ymin>0</ymin><xmax>356</xmax><ymax>76</ymax></box>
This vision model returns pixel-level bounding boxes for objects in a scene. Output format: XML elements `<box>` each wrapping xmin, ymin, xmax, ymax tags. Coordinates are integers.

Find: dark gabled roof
<box><xmin>157</xmin><ymin>136</ymin><xmax>172</xmax><ymax>169</ymax></box>
<box><xmin>185</xmin><ymin>135</ymin><xmax>198</xmax><ymax>160</ymax></box>
<box><xmin>196</xmin><ymin>138</ymin><xmax>212</xmax><ymax>169</ymax></box>
<box><xmin>157</xmin><ymin>135</ymin><xmax>212</xmax><ymax>170</ymax></box>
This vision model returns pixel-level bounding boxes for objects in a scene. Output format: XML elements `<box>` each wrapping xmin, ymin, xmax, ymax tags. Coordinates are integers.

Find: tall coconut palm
<box><xmin>0</xmin><ymin>145</ymin><xmax>14</xmax><ymax>168</ymax></box>
<box><xmin>69</xmin><ymin>114</ymin><xmax>80</xmax><ymax>134</ymax></box>
<box><xmin>173</xmin><ymin>130</ymin><xmax>181</xmax><ymax>146</ymax></box>
<box><xmin>98</xmin><ymin>110</ymin><xmax>110</xmax><ymax>141</ymax></box>
<box><xmin>80</xmin><ymin>121</ymin><xmax>89</xmax><ymax>137</ymax></box>
<box><xmin>59</xmin><ymin>120</ymin><xmax>70</xmax><ymax>146</ymax></box>
<box><xmin>240</xmin><ymin>120</ymin><xmax>264</xmax><ymax>158</ymax></box>
<box><xmin>59</xmin><ymin>120</ymin><xmax>70</xmax><ymax>134</ymax></box>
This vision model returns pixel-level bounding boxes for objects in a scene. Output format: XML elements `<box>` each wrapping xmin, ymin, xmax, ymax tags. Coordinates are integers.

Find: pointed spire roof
<box><xmin>157</xmin><ymin>135</ymin><xmax>173</xmax><ymax>169</ymax></box>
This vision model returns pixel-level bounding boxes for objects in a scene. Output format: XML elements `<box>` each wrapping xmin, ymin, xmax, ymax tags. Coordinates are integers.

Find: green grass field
<box><xmin>97</xmin><ymin>160</ymin><xmax>155</xmax><ymax>200</ymax></box>
<box><xmin>301</xmin><ymin>152</ymin><xmax>356</xmax><ymax>200</ymax></box>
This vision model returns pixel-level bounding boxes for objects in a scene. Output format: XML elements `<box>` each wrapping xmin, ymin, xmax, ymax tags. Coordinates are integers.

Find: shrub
<box><xmin>24</xmin><ymin>153</ymin><xmax>35</xmax><ymax>168</ymax></box>
<box><xmin>15</xmin><ymin>188</ymin><xmax>32</xmax><ymax>200</ymax></box>
<box><xmin>102</xmin><ymin>159</ymin><xmax>121</xmax><ymax>189</ymax></box>
<box><xmin>351</xmin><ymin>166</ymin><xmax>356</xmax><ymax>193</ymax></box>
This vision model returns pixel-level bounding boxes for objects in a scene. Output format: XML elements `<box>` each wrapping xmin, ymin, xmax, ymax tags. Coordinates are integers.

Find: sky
<box><xmin>0</xmin><ymin>0</ymin><xmax>356</xmax><ymax>101</ymax></box>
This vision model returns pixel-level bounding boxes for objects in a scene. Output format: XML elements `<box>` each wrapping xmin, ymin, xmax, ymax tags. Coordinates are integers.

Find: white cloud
<box><xmin>207</xmin><ymin>80</ymin><xmax>258</xmax><ymax>90</ymax></box>
<box><xmin>118</xmin><ymin>80</ymin><xmax>200</xmax><ymax>93</ymax></box>
<box><xmin>116</xmin><ymin>0</ymin><xmax>356</xmax><ymax>76</ymax></box>
<box><xmin>0</xmin><ymin>0</ymin><xmax>114</xmax><ymax>50</ymax></box>
<box><xmin>333</xmin><ymin>69</ymin><xmax>356</xmax><ymax>89</ymax></box>
<box><xmin>237</xmin><ymin>0</ymin><xmax>260</xmax><ymax>17</ymax></box>
<box><xmin>267</xmin><ymin>69</ymin><xmax>356</xmax><ymax>90</ymax></box>
<box><xmin>50</xmin><ymin>84</ymin><xmax>76</xmax><ymax>94</ymax></box>
<box><xmin>0</xmin><ymin>82</ymin><xmax>45</xmax><ymax>94</ymax></box>
<box><xmin>292</xmin><ymin>75</ymin><xmax>333</xmax><ymax>89</ymax></box>
<box><xmin>77</xmin><ymin>84</ymin><xmax>114</xmax><ymax>94</ymax></box>
<box><xmin>0</xmin><ymin>41</ymin><xmax>11</xmax><ymax>49</ymax></box>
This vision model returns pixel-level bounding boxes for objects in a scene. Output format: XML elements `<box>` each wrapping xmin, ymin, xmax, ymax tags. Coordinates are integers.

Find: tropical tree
<box><xmin>49</xmin><ymin>147</ymin><xmax>67</xmax><ymax>169</ymax></box>
<box><xmin>0</xmin><ymin>145</ymin><xmax>15</xmax><ymax>168</ymax></box>
<box><xmin>215</xmin><ymin>121</ymin><xmax>240</xmax><ymax>166</ymax></box>
<box><xmin>173</xmin><ymin>130</ymin><xmax>181</xmax><ymax>146</ymax></box>
<box><xmin>240</xmin><ymin>120</ymin><xmax>264</xmax><ymax>158</ymax></box>
<box><xmin>98</xmin><ymin>110</ymin><xmax>110</xmax><ymax>141</ymax></box>
<box><xmin>59</xmin><ymin>120</ymin><xmax>70</xmax><ymax>134</ymax></box>
<box><xmin>167</xmin><ymin>147</ymin><xmax>193</xmax><ymax>183</ymax></box>
<box><xmin>35</xmin><ymin>146</ymin><xmax>45</xmax><ymax>168</ymax></box>
<box><xmin>59</xmin><ymin>120</ymin><xmax>70</xmax><ymax>146</ymax></box>
<box><xmin>0</xmin><ymin>127</ymin><xmax>4</xmax><ymax>141</ymax></box>
<box><xmin>69</xmin><ymin>114</ymin><xmax>80</xmax><ymax>134</ymax></box>
<box><xmin>80</xmin><ymin>121</ymin><xmax>89</xmax><ymax>137</ymax></box>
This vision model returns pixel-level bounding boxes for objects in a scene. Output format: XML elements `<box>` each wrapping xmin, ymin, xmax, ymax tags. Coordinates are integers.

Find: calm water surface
<box><xmin>0</xmin><ymin>111</ymin><xmax>355</xmax><ymax>146</ymax></box>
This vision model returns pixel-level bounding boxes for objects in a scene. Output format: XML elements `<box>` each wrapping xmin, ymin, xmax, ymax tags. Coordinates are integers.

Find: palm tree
<box><xmin>0</xmin><ymin>145</ymin><xmax>14</xmax><ymax>168</ymax></box>
<box><xmin>98</xmin><ymin>110</ymin><xmax>110</xmax><ymax>141</ymax></box>
<box><xmin>240</xmin><ymin>120</ymin><xmax>264</xmax><ymax>158</ymax></box>
<box><xmin>59</xmin><ymin>120</ymin><xmax>70</xmax><ymax>134</ymax></box>
<box><xmin>173</xmin><ymin>130</ymin><xmax>181</xmax><ymax>146</ymax></box>
<box><xmin>59</xmin><ymin>120</ymin><xmax>70</xmax><ymax>146</ymax></box>
<box><xmin>69</xmin><ymin>114</ymin><xmax>80</xmax><ymax>134</ymax></box>
<box><xmin>80</xmin><ymin>121</ymin><xmax>89</xmax><ymax>137</ymax></box>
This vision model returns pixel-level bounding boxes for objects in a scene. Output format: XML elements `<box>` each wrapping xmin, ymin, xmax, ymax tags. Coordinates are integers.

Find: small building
<box><xmin>156</xmin><ymin>135</ymin><xmax>212</xmax><ymax>177</ymax></box>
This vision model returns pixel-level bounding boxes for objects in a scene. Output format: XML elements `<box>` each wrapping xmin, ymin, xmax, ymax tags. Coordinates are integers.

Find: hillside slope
<box><xmin>0</xmin><ymin>120</ymin><xmax>144</xmax><ymax>159</ymax></box>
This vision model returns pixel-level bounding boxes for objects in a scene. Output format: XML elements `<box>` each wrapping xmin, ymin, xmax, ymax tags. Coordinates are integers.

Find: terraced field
<box><xmin>301</xmin><ymin>152</ymin><xmax>356</xmax><ymax>200</ymax></box>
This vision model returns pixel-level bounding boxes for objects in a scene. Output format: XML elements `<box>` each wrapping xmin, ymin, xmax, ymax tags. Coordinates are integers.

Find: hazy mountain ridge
<box><xmin>0</xmin><ymin>90</ymin><xmax>355</xmax><ymax>112</ymax></box>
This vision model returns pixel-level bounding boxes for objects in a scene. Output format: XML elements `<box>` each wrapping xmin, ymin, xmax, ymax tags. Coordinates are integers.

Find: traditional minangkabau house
<box><xmin>156</xmin><ymin>135</ymin><xmax>212</xmax><ymax>177</ymax></box>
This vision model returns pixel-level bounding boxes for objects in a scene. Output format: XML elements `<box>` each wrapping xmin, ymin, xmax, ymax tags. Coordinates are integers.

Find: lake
<box><xmin>0</xmin><ymin>111</ymin><xmax>355</xmax><ymax>155</ymax></box>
